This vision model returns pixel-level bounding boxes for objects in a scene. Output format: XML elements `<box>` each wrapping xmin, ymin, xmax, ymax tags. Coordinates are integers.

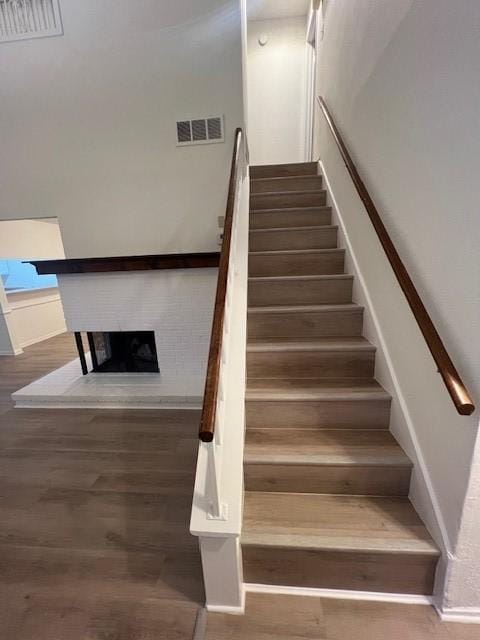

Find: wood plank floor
<box><xmin>0</xmin><ymin>333</ymin><xmax>204</xmax><ymax>640</ymax></box>
<box><xmin>205</xmin><ymin>593</ymin><xmax>479</xmax><ymax>640</ymax></box>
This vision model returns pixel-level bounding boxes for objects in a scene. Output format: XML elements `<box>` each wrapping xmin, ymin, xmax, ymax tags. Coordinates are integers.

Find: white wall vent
<box><xmin>0</xmin><ymin>0</ymin><xmax>63</xmax><ymax>43</ymax></box>
<box><xmin>176</xmin><ymin>116</ymin><xmax>225</xmax><ymax>147</ymax></box>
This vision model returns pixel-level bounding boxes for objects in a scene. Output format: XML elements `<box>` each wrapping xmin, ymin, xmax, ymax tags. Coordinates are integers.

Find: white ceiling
<box><xmin>247</xmin><ymin>0</ymin><xmax>310</xmax><ymax>21</ymax></box>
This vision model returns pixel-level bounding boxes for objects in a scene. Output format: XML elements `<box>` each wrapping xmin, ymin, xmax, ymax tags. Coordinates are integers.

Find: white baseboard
<box><xmin>319</xmin><ymin>158</ymin><xmax>452</xmax><ymax>558</ymax></box>
<box><xmin>246</xmin><ymin>583</ymin><xmax>433</xmax><ymax>606</ymax></box>
<box><xmin>205</xmin><ymin>603</ymin><xmax>245</xmax><ymax>615</ymax></box>
<box><xmin>0</xmin><ymin>347</ymin><xmax>23</xmax><ymax>356</ymax></box>
<box><xmin>19</xmin><ymin>327</ymin><xmax>65</xmax><ymax>348</ymax></box>
<box><xmin>206</xmin><ymin>589</ymin><xmax>245</xmax><ymax>615</ymax></box>
<box><xmin>437</xmin><ymin>607</ymin><xmax>480</xmax><ymax>624</ymax></box>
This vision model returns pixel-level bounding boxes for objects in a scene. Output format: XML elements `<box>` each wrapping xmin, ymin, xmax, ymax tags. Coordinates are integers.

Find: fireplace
<box><xmin>13</xmin><ymin>266</ymin><xmax>217</xmax><ymax>408</ymax></box>
<box><xmin>84</xmin><ymin>331</ymin><xmax>159</xmax><ymax>373</ymax></box>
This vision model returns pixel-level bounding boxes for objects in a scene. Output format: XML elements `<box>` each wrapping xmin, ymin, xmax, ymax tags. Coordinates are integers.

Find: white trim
<box><xmin>6</xmin><ymin>285</ymin><xmax>59</xmax><ymax>296</ymax></box>
<box><xmin>246</xmin><ymin>583</ymin><xmax>434</xmax><ymax>606</ymax></box>
<box><xmin>19</xmin><ymin>327</ymin><xmax>64</xmax><ymax>348</ymax></box>
<box><xmin>0</xmin><ymin>347</ymin><xmax>23</xmax><ymax>356</ymax></box>
<box><xmin>14</xmin><ymin>400</ymin><xmax>202</xmax><ymax>410</ymax></box>
<box><xmin>304</xmin><ymin>8</ymin><xmax>317</xmax><ymax>161</ymax></box>
<box><xmin>206</xmin><ymin>593</ymin><xmax>246</xmax><ymax>615</ymax></box>
<box><xmin>437</xmin><ymin>607</ymin><xmax>480</xmax><ymax>624</ymax></box>
<box><xmin>205</xmin><ymin>604</ymin><xmax>245</xmax><ymax>614</ymax></box>
<box><xmin>8</xmin><ymin>293</ymin><xmax>61</xmax><ymax>311</ymax></box>
<box><xmin>319</xmin><ymin>159</ymin><xmax>452</xmax><ymax>556</ymax></box>
<box><xmin>306</xmin><ymin>7</ymin><xmax>316</xmax><ymax>44</ymax></box>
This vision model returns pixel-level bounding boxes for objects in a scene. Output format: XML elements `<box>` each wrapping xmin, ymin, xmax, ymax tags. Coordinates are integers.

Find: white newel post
<box><xmin>199</xmin><ymin>536</ymin><xmax>244</xmax><ymax>613</ymax></box>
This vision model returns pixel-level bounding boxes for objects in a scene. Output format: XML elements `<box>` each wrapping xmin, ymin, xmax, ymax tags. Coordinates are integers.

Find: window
<box><xmin>0</xmin><ymin>259</ymin><xmax>57</xmax><ymax>292</ymax></box>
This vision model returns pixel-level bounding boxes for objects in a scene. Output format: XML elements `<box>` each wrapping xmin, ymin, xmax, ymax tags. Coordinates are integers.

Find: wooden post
<box><xmin>86</xmin><ymin>332</ymin><xmax>99</xmax><ymax>371</ymax></box>
<box><xmin>74</xmin><ymin>332</ymin><xmax>88</xmax><ymax>375</ymax></box>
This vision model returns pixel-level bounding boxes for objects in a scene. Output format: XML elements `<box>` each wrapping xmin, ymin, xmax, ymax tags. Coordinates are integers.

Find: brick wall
<box><xmin>58</xmin><ymin>269</ymin><xmax>217</xmax><ymax>396</ymax></box>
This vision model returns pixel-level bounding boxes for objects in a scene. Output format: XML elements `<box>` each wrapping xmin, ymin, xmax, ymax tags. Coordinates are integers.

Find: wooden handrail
<box><xmin>317</xmin><ymin>96</ymin><xmax>474</xmax><ymax>416</ymax></box>
<box><xmin>199</xmin><ymin>128</ymin><xmax>244</xmax><ymax>441</ymax></box>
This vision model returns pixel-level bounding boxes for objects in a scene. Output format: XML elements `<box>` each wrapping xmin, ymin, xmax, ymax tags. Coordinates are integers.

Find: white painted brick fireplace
<box><xmin>13</xmin><ymin>268</ymin><xmax>217</xmax><ymax>408</ymax></box>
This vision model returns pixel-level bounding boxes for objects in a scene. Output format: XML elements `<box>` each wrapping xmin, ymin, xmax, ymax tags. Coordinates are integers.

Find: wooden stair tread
<box><xmin>250</xmin><ymin>225</ymin><xmax>336</xmax><ymax>234</ymax></box>
<box><xmin>248</xmin><ymin>303</ymin><xmax>362</xmax><ymax>314</ymax></box>
<box><xmin>251</xmin><ymin>189</ymin><xmax>325</xmax><ymax>197</ymax></box>
<box><xmin>250</xmin><ymin>162</ymin><xmax>318</xmax><ymax>178</ymax></box>
<box><xmin>247</xmin><ymin>336</ymin><xmax>375</xmax><ymax>352</ymax></box>
<box><xmin>251</xmin><ymin>176</ymin><xmax>322</xmax><ymax>190</ymax></box>
<box><xmin>251</xmin><ymin>206</ymin><xmax>331</xmax><ymax>215</ymax></box>
<box><xmin>249</xmin><ymin>225</ymin><xmax>337</xmax><ymax>252</ymax></box>
<box><xmin>245</xmin><ymin>429</ymin><xmax>411</xmax><ymax>466</ymax></box>
<box><xmin>246</xmin><ymin>378</ymin><xmax>390</xmax><ymax>401</ymax></box>
<box><xmin>250</xmin><ymin>209</ymin><xmax>333</xmax><ymax>231</ymax></box>
<box><xmin>249</xmin><ymin>248</ymin><xmax>344</xmax><ymax>277</ymax></box>
<box><xmin>242</xmin><ymin>492</ymin><xmax>439</xmax><ymax>556</ymax></box>
<box><xmin>249</xmin><ymin>273</ymin><xmax>351</xmax><ymax>282</ymax></box>
<box><xmin>242</xmin><ymin>162</ymin><xmax>439</xmax><ymax>596</ymax></box>
<box><xmin>248</xmin><ymin>304</ymin><xmax>363</xmax><ymax>338</ymax></box>
<box><xmin>249</xmin><ymin>247</ymin><xmax>344</xmax><ymax>256</ymax></box>
<box><xmin>251</xmin><ymin>175</ymin><xmax>321</xmax><ymax>183</ymax></box>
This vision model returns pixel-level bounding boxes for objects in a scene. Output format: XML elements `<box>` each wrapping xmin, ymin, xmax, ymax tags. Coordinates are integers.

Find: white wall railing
<box><xmin>190</xmin><ymin>132</ymin><xmax>249</xmax><ymax>614</ymax></box>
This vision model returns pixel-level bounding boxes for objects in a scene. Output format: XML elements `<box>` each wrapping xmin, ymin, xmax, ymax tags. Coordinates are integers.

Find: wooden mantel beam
<box><xmin>28</xmin><ymin>252</ymin><xmax>221</xmax><ymax>275</ymax></box>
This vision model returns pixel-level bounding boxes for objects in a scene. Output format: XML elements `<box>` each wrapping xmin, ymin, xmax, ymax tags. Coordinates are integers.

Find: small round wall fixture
<box><xmin>258</xmin><ymin>33</ymin><xmax>268</xmax><ymax>46</ymax></box>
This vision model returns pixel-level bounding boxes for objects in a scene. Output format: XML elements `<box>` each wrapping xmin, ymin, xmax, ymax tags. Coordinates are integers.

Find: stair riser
<box><xmin>246</xmin><ymin>399</ymin><xmax>391</xmax><ymax>429</ymax></box>
<box><xmin>249</xmin><ymin>251</ymin><xmax>344</xmax><ymax>277</ymax></box>
<box><xmin>250</xmin><ymin>209</ymin><xmax>332</xmax><ymax>229</ymax></box>
<box><xmin>250</xmin><ymin>163</ymin><xmax>318</xmax><ymax>179</ymax></box>
<box><xmin>244</xmin><ymin>464</ymin><xmax>411</xmax><ymax>496</ymax></box>
<box><xmin>251</xmin><ymin>192</ymin><xmax>326</xmax><ymax>210</ymax></box>
<box><xmin>251</xmin><ymin>176</ymin><xmax>323</xmax><ymax>194</ymax></box>
<box><xmin>242</xmin><ymin>547</ymin><xmax>437</xmax><ymax>595</ymax></box>
<box><xmin>248</xmin><ymin>277</ymin><xmax>353</xmax><ymax>306</ymax></box>
<box><xmin>248</xmin><ymin>310</ymin><xmax>364</xmax><ymax>339</ymax></box>
<box><xmin>247</xmin><ymin>350</ymin><xmax>375</xmax><ymax>379</ymax></box>
<box><xmin>250</xmin><ymin>227</ymin><xmax>337</xmax><ymax>252</ymax></box>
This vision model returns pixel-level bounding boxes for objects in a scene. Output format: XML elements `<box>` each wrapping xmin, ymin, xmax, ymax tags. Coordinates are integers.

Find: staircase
<box><xmin>242</xmin><ymin>162</ymin><xmax>440</xmax><ymax>596</ymax></box>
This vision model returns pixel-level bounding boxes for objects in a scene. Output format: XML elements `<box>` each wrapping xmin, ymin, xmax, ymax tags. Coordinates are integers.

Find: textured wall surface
<box><xmin>0</xmin><ymin>0</ymin><xmax>243</xmax><ymax>257</ymax></box>
<box><xmin>0</xmin><ymin>219</ymin><xmax>65</xmax><ymax>259</ymax></box>
<box><xmin>314</xmin><ymin>0</ymin><xmax>480</xmax><ymax>610</ymax></box>
<box><xmin>247</xmin><ymin>16</ymin><xmax>308</xmax><ymax>164</ymax></box>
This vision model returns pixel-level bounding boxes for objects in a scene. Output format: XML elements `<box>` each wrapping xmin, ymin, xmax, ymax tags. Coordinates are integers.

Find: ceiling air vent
<box><xmin>176</xmin><ymin>116</ymin><xmax>225</xmax><ymax>147</ymax></box>
<box><xmin>0</xmin><ymin>0</ymin><xmax>63</xmax><ymax>43</ymax></box>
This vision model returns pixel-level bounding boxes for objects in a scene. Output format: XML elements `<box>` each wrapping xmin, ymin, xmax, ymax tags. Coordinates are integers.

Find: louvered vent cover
<box><xmin>0</xmin><ymin>0</ymin><xmax>63</xmax><ymax>43</ymax></box>
<box><xmin>176</xmin><ymin>116</ymin><xmax>225</xmax><ymax>146</ymax></box>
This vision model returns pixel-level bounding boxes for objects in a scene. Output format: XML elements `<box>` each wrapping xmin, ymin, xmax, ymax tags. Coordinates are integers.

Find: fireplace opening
<box><xmin>87</xmin><ymin>331</ymin><xmax>159</xmax><ymax>373</ymax></box>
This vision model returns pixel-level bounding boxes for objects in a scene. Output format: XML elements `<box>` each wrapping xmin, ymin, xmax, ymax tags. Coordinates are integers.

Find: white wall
<box><xmin>0</xmin><ymin>0</ymin><xmax>243</xmax><ymax>258</ymax></box>
<box><xmin>314</xmin><ymin>0</ymin><xmax>480</xmax><ymax>611</ymax></box>
<box><xmin>7</xmin><ymin>289</ymin><xmax>66</xmax><ymax>348</ymax></box>
<box><xmin>0</xmin><ymin>219</ymin><xmax>65</xmax><ymax>259</ymax></box>
<box><xmin>0</xmin><ymin>284</ymin><xmax>22</xmax><ymax>355</ymax></box>
<box><xmin>0</xmin><ymin>314</ymin><xmax>16</xmax><ymax>356</ymax></box>
<box><xmin>247</xmin><ymin>16</ymin><xmax>308</xmax><ymax>164</ymax></box>
<box><xmin>0</xmin><ymin>218</ymin><xmax>66</xmax><ymax>352</ymax></box>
